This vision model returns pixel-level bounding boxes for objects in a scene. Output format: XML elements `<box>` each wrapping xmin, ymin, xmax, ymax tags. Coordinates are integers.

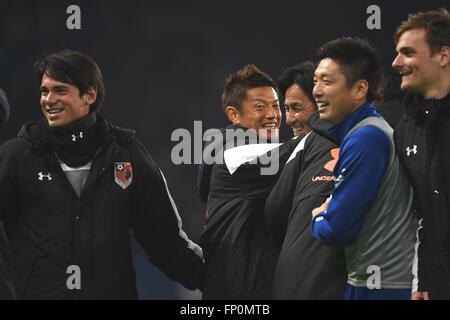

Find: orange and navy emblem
<box><xmin>311</xmin><ymin>148</ymin><xmax>340</xmax><ymax>182</ymax></box>
<box><xmin>114</xmin><ymin>162</ymin><xmax>133</xmax><ymax>189</ymax></box>
<box><xmin>324</xmin><ymin>148</ymin><xmax>340</xmax><ymax>172</ymax></box>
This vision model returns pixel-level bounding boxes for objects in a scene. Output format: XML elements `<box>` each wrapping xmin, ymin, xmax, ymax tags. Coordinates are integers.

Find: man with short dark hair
<box><xmin>0</xmin><ymin>50</ymin><xmax>204</xmax><ymax>299</ymax></box>
<box><xmin>310</xmin><ymin>38</ymin><xmax>416</xmax><ymax>300</ymax></box>
<box><xmin>279</xmin><ymin>62</ymin><xmax>318</xmax><ymax>138</ymax></box>
<box><xmin>265</xmin><ymin>62</ymin><xmax>346</xmax><ymax>299</ymax></box>
<box><xmin>392</xmin><ymin>8</ymin><xmax>450</xmax><ymax>300</ymax></box>
<box><xmin>198</xmin><ymin>64</ymin><xmax>297</xmax><ymax>299</ymax></box>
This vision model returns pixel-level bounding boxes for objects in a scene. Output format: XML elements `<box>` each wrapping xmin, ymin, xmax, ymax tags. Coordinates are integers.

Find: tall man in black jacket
<box><xmin>0</xmin><ymin>50</ymin><xmax>204</xmax><ymax>299</ymax></box>
<box><xmin>392</xmin><ymin>9</ymin><xmax>450</xmax><ymax>300</ymax></box>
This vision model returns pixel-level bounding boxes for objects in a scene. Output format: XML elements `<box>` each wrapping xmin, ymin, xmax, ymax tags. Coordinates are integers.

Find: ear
<box><xmin>438</xmin><ymin>46</ymin><xmax>450</xmax><ymax>67</ymax></box>
<box><xmin>354</xmin><ymin>79</ymin><xmax>369</xmax><ymax>101</ymax></box>
<box><xmin>83</xmin><ymin>87</ymin><xmax>97</xmax><ymax>106</ymax></box>
<box><xmin>225</xmin><ymin>106</ymin><xmax>241</xmax><ymax>124</ymax></box>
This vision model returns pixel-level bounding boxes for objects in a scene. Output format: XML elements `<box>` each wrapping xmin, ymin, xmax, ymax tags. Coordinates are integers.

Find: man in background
<box><xmin>392</xmin><ymin>9</ymin><xmax>450</xmax><ymax>300</ymax></box>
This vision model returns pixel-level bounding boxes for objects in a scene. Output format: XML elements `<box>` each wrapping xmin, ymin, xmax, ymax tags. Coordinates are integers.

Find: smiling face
<box><xmin>40</xmin><ymin>74</ymin><xmax>96</xmax><ymax>127</ymax></box>
<box><xmin>393</xmin><ymin>29</ymin><xmax>445</xmax><ymax>98</ymax></box>
<box><xmin>226</xmin><ymin>86</ymin><xmax>281</xmax><ymax>140</ymax></box>
<box><xmin>284</xmin><ymin>84</ymin><xmax>316</xmax><ymax>136</ymax></box>
<box><xmin>313</xmin><ymin>58</ymin><xmax>362</xmax><ymax>125</ymax></box>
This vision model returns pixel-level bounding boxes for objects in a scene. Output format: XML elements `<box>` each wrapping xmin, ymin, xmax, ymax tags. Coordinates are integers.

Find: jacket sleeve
<box><xmin>0</xmin><ymin>141</ymin><xmax>18</xmax><ymax>299</ymax></box>
<box><xmin>129</xmin><ymin>139</ymin><xmax>204</xmax><ymax>291</ymax></box>
<box><xmin>264</xmin><ymin>148</ymin><xmax>302</xmax><ymax>244</ymax></box>
<box><xmin>0</xmin><ymin>141</ymin><xmax>17</xmax><ymax>220</ymax></box>
<box><xmin>394</xmin><ymin>125</ymin><xmax>429</xmax><ymax>292</ymax></box>
<box><xmin>311</xmin><ymin>126</ymin><xmax>390</xmax><ymax>246</ymax></box>
<box><xmin>412</xmin><ymin>217</ymin><xmax>429</xmax><ymax>292</ymax></box>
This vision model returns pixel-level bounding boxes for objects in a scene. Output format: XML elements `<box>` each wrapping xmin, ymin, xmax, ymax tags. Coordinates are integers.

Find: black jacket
<box><xmin>0</xmin><ymin>225</ymin><xmax>15</xmax><ymax>299</ymax></box>
<box><xmin>375</xmin><ymin>99</ymin><xmax>405</xmax><ymax>129</ymax></box>
<box><xmin>265</xmin><ymin>115</ymin><xmax>346</xmax><ymax>299</ymax></box>
<box><xmin>394</xmin><ymin>93</ymin><xmax>450</xmax><ymax>299</ymax></box>
<box><xmin>197</xmin><ymin>125</ymin><xmax>298</xmax><ymax>299</ymax></box>
<box><xmin>0</xmin><ymin>116</ymin><xmax>204</xmax><ymax>299</ymax></box>
<box><xmin>0</xmin><ymin>88</ymin><xmax>16</xmax><ymax>299</ymax></box>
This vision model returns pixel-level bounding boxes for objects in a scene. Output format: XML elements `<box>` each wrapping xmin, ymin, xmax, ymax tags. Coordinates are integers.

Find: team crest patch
<box><xmin>114</xmin><ymin>162</ymin><xmax>133</xmax><ymax>189</ymax></box>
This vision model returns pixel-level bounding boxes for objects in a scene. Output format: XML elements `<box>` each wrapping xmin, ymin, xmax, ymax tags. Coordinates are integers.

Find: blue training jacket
<box><xmin>311</xmin><ymin>102</ymin><xmax>390</xmax><ymax>246</ymax></box>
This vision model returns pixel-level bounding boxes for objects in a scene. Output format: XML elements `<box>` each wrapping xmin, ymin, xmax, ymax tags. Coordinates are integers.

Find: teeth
<box><xmin>400</xmin><ymin>69</ymin><xmax>412</xmax><ymax>76</ymax></box>
<box><xmin>47</xmin><ymin>108</ymin><xmax>63</xmax><ymax>114</ymax></box>
<box><xmin>262</xmin><ymin>124</ymin><xmax>277</xmax><ymax>129</ymax></box>
<box><xmin>317</xmin><ymin>102</ymin><xmax>329</xmax><ymax>108</ymax></box>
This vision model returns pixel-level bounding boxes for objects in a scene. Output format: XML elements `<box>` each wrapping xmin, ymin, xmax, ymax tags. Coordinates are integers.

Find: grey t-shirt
<box><xmin>59</xmin><ymin>160</ymin><xmax>92</xmax><ymax>197</ymax></box>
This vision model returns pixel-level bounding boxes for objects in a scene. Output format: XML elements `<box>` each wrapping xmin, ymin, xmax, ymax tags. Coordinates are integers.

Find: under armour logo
<box><xmin>406</xmin><ymin>145</ymin><xmax>418</xmax><ymax>157</ymax></box>
<box><xmin>38</xmin><ymin>172</ymin><xmax>53</xmax><ymax>181</ymax></box>
<box><xmin>71</xmin><ymin>131</ymin><xmax>84</xmax><ymax>142</ymax></box>
<box><xmin>324</xmin><ymin>148</ymin><xmax>340</xmax><ymax>172</ymax></box>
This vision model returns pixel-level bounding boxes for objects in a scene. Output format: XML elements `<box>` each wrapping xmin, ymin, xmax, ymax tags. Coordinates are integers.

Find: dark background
<box><xmin>1</xmin><ymin>0</ymin><xmax>448</xmax><ymax>299</ymax></box>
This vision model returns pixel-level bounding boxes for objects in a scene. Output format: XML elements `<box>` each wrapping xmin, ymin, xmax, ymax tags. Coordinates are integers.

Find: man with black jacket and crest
<box><xmin>0</xmin><ymin>50</ymin><xmax>204</xmax><ymax>299</ymax></box>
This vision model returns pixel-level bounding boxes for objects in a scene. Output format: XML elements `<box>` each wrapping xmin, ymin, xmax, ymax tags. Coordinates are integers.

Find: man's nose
<box><xmin>313</xmin><ymin>83</ymin><xmax>322</xmax><ymax>98</ymax></box>
<box><xmin>392</xmin><ymin>54</ymin><xmax>403</xmax><ymax>69</ymax></box>
<box><xmin>45</xmin><ymin>91</ymin><xmax>57</xmax><ymax>105</ymax></box>
<box><xmin>266</xmin><ymin>105</ymin><xmax>277</xmax><ymax>119</ymax></box>
<box><xmin>285</xmin><ymin>112</ymin><xmax>295</xmax><ymax>125</ymax></box>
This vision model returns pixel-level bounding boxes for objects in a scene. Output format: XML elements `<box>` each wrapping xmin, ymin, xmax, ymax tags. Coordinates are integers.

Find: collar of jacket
<box><xmin>46</xmin><ymin>111</ymin><xmax>97</xmax><ymax>143</ymax></box>
<box><xmin>403</xmin><ymin>92</ymin><xmax>450</xmax><ymax>127</ymax></box>
<box><xmin>328</xmin><ymin>102</ymin><xmax>380</xmax><ymax>145</ymax></box>
<box><xmin>23</xmin><ymin>114</ymin><xmax>114</xmax><ymax>157</ymax></box>
<box><xmin>308</xmin><ymin>111</ymin><xmax>338</xmax><ymax>145</ymax></box>
<box><xmin>197</xmin><ymin>123</ymin><xmax>278</xmax><ymax>203</ymax></box>
<box><xmin>44</xmin><ymin>112</ymin><xmax>108</xmax><ymax>167</ymax></box>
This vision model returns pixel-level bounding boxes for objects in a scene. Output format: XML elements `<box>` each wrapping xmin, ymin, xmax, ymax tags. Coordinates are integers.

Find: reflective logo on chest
<box><xmin>406</xmin><ymin>145</ymin><xmax>418</xmax><ymax>157</ymax></box>
<box><xmin>38</xmin><ymin>171</ymin><xmax>53</xmax><ymax>181</ymax></box>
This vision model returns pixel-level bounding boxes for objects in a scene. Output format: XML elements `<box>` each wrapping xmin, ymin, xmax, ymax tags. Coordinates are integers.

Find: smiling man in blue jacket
<box><xmin>310</xmin><ymin>37</ymin><xmax>416</xmax><ymax>300</ymax></box>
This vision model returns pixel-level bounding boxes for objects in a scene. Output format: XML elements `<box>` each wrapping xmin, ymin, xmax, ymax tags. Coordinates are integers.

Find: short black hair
<box><xmin>221</xmin><ymin>64</ymin><xmax>276</xmax><ymax>112</ymax></box>
<box><xmin>277</xmin><ymin>61</ymin><xmax>316</xmax><ymax>104</ymax></box>
<box><xmin>34</xmin><ymin>50</ymin><xmax>105</xmax><ymax>112</ymax></box>
<box><xmin>316</xmin><ymin>37</ymin><xmax>382</xmax><ymax>102</ymax></box>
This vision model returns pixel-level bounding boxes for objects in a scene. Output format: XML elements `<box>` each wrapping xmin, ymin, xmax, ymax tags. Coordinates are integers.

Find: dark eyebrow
<box><xmin>285</xmin><ymin>102</ymin><xmax>303</xmax><ymax>107</ymax></box>
<box><xmin>253</xmin><ymin>99</ymin><xmax>279</xmax><ymax>104</ymax></box>
<box><xmin>399</xmin><ymin>46</ymin><xmax>416</xmax><ymax>54</ymax></box>
<box><xmin>314</xmin><ymin>72</ymin><xmax>328</xmax><ymax>79</ymax></box>
<box><xmin>40</xmin><ymin>85</ymin><xmax>69</xmax><ymax>91</ymax></box>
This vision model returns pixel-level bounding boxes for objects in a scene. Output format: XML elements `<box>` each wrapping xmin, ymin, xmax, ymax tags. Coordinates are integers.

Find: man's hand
<box><xmin>411</xmin><ymin>291</ymin><xmax>429</xmax><ymax>300</ymax></box>
<box><xmin>312</xmin><ymin>198</ymin><xmax>331</xmax><ymax>218</ymax></box>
